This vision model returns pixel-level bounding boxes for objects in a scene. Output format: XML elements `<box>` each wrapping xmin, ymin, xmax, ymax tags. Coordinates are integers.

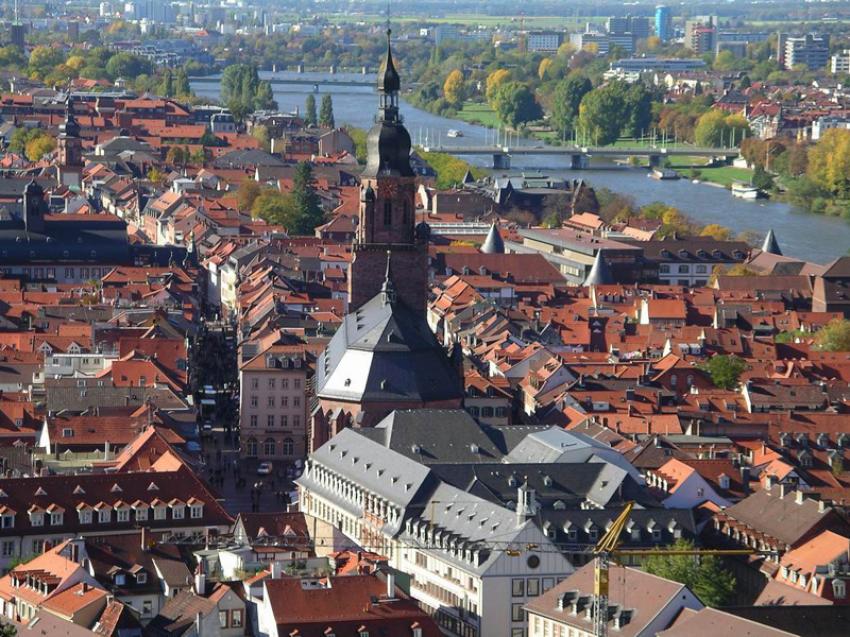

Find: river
<box><xmin>191</xmin><ymin>71</ymin><xmax>850</xmax><ymax>263</ymax></box>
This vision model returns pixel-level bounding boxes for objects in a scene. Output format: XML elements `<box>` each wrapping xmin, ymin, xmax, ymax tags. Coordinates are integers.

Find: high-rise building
<box><xmin>782</xmin><ymin>33</ymin><xmax>830</xmax><ymax>70</ymax></box>
<box><xmin>525</xmin><ymin>31</ymin><xmax>564</xmax><ymax>53</ymax></box>
<box><xmin>655</xmin><ymin>5</ymin><xmax>672</xmax><ymax>42</ymax></box>
<box><xmin>831</xmin><ymin>49</ymin><xmax>850</xmax><ymax>74</ymax></box>
<box><xmin>9</xmin><ymin>22</ymin><xmax>25</xmax><ymax>49</ymax></box>
<box><xmin>628</xmin><ymin>16</ymin><xmax>652</xmax><ymax>40</ymax></box>
<box><xmin>685</xmin><ymin>16</ymin><xmax>717</xmax><ymax>53</ymax></box>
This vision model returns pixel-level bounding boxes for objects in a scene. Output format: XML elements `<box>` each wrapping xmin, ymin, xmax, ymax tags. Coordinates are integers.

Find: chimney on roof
<box><xmin>765</xmin><ymin>474</ymin><xmax>774</xmax><ymax>491</ymax></box>
<box><xmin>386</xmin><ymin>571</ymin><xmax>395</xmax><ymax>599</ymax></box>
<box><xmin>194</xmin><ymin>561</ymin><xmax>206</xmax><ymax>595</ymax></box>
<box><xmin>779</xmin><ymin>483</ymin><xmax>786</xmax><ymax>499</ymax></box>
<box><xmin>818</xmin><ymin>500</ymin><xmax>827</xmax><ymax>513</ymax></box>
<box><xmin>270</xmin><ymin>561</ymin><xmax>282</xmax><ymax>579</ymax></box>
<box><xmin>140</xmin><ymin>526</ymin><xmax>147</xmax><ymax>551</ymax></box>
<box><xmin>740</xmin><ymin>466</ymin><xmax>750</xmax><ymax>495</ymax></box>
<box><xmin>795</xmin><ymin>490</ymin><xmax>805</xmax><ymax>505</ymax></box>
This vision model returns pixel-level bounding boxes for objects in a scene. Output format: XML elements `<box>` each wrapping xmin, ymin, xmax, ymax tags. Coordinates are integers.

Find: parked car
<box><xmin>256</xmin><ymin>461</ymin><xmax>273</xmax><ymax>476</ymax></box>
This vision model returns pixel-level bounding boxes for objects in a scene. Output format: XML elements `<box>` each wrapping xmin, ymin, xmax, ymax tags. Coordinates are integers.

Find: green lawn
<box><xmin>675</xmin><ymin>164</ymin><xmax>754</xmax><ymax>188</ymax></box>
<box><xmin>456</xmin><ymin>102</ymin><xmax>502</xmax><ymax>128</ymax></box>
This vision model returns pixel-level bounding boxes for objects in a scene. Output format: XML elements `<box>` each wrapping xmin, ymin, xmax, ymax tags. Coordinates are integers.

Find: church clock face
<box><xmin>377</xmin><ymin>181</ymin><xmax>398</xmax><ymax>198</ymax></box>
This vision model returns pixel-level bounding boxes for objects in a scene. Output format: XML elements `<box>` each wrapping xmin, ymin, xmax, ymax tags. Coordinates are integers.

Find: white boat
<box><xmin>446</xmin><ymin>129</ymin><xmax>463</xmax><ymax>138</ymax></box>
<box><xmin>731</xmin><ymin>182</ymin><xmax>762</xmax><ymax>200</ymax></box>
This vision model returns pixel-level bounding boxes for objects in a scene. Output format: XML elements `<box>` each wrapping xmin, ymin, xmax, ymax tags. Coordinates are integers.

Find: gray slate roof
<box><xmin>480</xmin><ymin>223</ymin><xmax>505</xmax><ymax>254</ymax></box>
<box><xmin>316</xmin><ymin>293</ymin><xmax>463</xmax><ymax>403</ymax></box>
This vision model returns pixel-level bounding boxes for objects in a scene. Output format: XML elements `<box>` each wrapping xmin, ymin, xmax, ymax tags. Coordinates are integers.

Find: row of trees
<box><xmin>238</xmin><ymin>162</ymin><xmax>325</xmax><ymax>235</ymax></box>
<box><xmin>221</xmin><ymin>64</ymin><xmax>277</xmax><ymax>121</ymax></box>
<box><xmin>304</xmin><ymin>94</ymin><xmax>336</xmax><ymax>128</ymax></box>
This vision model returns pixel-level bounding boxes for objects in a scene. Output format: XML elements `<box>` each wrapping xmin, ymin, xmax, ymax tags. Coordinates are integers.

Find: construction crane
<box><xmin>590</xmin><ymin>502</ymin><xmax>771</xmax><ymax>637</ymax></box>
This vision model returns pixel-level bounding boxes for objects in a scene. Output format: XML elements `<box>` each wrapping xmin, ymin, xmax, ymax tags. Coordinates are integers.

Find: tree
<box><xmin>550</xmin><ymin>75</ymin><xmax>592</xmax><ymax>136</ymax></box>
<box><xmin>251</xmin><ymin>189</ymin><xmax>295</xmax><ymax>224</ymax></box>
<box><xmin>105</xmin><ymin>52</ymin><xmax>149</xmax><ymax>80</ymax></box>
<box><xmin>236</xmin><ymin>179</ymin><xmax>262</xmax><ymax>211</ymax></box>
<box><xmin>221</xmin><ymin>63</ymin><xmax>277</xmax><ymax>116</ymax></box>
<box><xmin>443</xmin><ymin>69</ymin><xmax>465</xmax><ymax>107</ymax></box>
<box><xmin>304</xmin><ymin>94</ymin><xmax>317</xmax><ymax>127</ymax></box>
<box><xmin>700</xmin><ymin>224</ymin><xmax>731</xmax><ymax>240</ymax></box>
<box><xmin>0</xmin><ymin>621</ymin><xmax>17</xmax><ymax>637</ymax></box>
<box><xmin>751</xmin><ymin>166</ymin><xmax>774</xmax><ymax>191</ymax></box>
<box><xmin>806</xmin><ymin>129</ymin><xmax>850</xmax><ymax>197</ymax></box>
<box><xmin>694</xmin><ymin>110</ymin><xmax>751</xmax><ymax>147</ymax></box>
<box><xmin>492</xmin><ymin>82</ymin><xmax>542</xmax><ymax>128</ymax></box>
<box><xmin>622</xmin><ymin>82</ymin><xmax>654</xmax><ymax>138</ymax></box>
<box><xmin>166</xmin><ymin>146</ymin><xmax>187</xmax><ymax>166</ymax></box>
<box><xmin>24</xmin><ymin>133</ymin><xmax>55</xmax><ymax>161</ymax></box>
<box><xmin>418</xmin><ymin>151</ymin><xmax>482</xmax><ymax>189</ymax></box>
<box><xmin>345</xmin><ymin>125</ymin><xmax>367</xmax><ymax>164</ymax></box>
<box><xmin>159</xmin><ymin>68</ymin><xmax>174</xmax><ymax>97</ymax></box>
<box><xmin>28</xmin><ymin>46</ymin><xmax>66</xmax><ymax>80</ymax></box>
<box><xmin>251</xmin><ymin>124</ymin><xmax>271</xmax><ymax>152</ymax></box>
<box><xmin>699</xmin><ymin>355</ymin><xmax>748</xmax><ymax>390</ymax></box>
<box><xmin>813</xmin><ymin>318</ymin><xmax>850</xmax><ymax>352</ymax></box>
<box><xmin>288</xmin><ymin>161</ymin><xmax>325</xmax><ymax>234</ymax></box>
<box><xmin>577</xmin><ymin>84</ymin><xmax>626</xmax><ymax>146</ymax></box>
<box><xmin>538</xmin><ymin>57</ymin><xmax>554</xmax><ymax>80</ymax></box>
<box><xmin>319</xmin><ymin>94</ymin><xmax>335</xmax><ymax>128</ymax></box>
<box><xmin>485</xmin><ymin>69</ymin><xmax>510</xmax><ymax>105</ymax></box>
<box><xmin>644</xmin><ymin>539</ymin><xmax>737</xmax><ymax>607</ymax></box>
<box><xmin>557</xmin><ymin>41</ymin><xmax>576</xmax><ymax>57</ymax></box>
<box><xmin>174</xmin><ymin>68</ymin><xmax>191</xmax><ymax>97</ymax></box>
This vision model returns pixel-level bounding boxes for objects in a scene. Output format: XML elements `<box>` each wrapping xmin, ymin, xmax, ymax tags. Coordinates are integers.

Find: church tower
<box><xmin>57</xmin><ymin>94</ymin><xmax>83</xmax><ymax>168</ymax></box>
<box><xmin>348</xmin><ymin>28</ymin><xmax>429</xmax><ymax>313</ymax></box>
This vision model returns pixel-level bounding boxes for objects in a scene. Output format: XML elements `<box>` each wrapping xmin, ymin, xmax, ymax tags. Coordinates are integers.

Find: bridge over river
<box><xmin>420</xmin><ymin>143</ymin><xmax>740</xmax><ymax>169</ymax></box>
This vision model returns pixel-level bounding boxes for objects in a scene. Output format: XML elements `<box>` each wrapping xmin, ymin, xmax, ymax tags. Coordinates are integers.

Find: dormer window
<box><xmin>2</xmin><ymin>511</ymin><xmax>18</xmax><ymax>528</ymax></box>
<box><xmin>834</xmin><ymin>579</ymin><xmax>846</xmax><ymax>599</ymax></box>
<box><xmin>133</xmin><ymin>502</ymin><xmax>149</xmax><ymax>521</ymax></box>
<box><xmin>50</xmin><ymin>511</ymin><xmax>63</xmax><ymax>526</ymax></box>
<box><xmin>28</xmin><ymin>510</ymin><xmax>44</xmax><ymax>527</ymax></box>
<box><xmin>99</xmin><ymin>508</ymin><xmax>111</xmax><ymax>523</ymax></box>
<box><xmin>189</xmin><ymin>503</ymin><xmax>204</xmax><ymax>519</ymax></box>
<box><xmin>79</xmin><ymin>509</ymin><xmax>92</xmax><ymax>524</ymax></box>
<box><xmin>136</xmin><ymin>572</ymin><xmax>147</xmax><ymax>585</ymax></box>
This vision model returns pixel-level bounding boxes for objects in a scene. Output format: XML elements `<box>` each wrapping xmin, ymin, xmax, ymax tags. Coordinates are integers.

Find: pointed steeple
<box><xmin>59</xmin><ymin>92</ymin><xmax>80</xmax><ymax>138</ymax></box>
<box><xmin>761</xmin><ymin>228</ymin><xmax>782</xmax><ymax>256</ymax></box>
<box><xmin>583</xmin><ymin>250</ymin><xmax>613</xmax><ymax>286</ymax></box>
<box><xmin>378</xmin><ymin>27</ymin><xmax>400</xmax><ymax>96</ymax></box>
<box><xmin>480</xmin><ymin>223</ymin><xmax>505</xmax><ymax>254</ymax></box>
<box><xmin>380</xmin><ymin>250</ymin><xmax>396</xmax><ymax>306</ymax></box>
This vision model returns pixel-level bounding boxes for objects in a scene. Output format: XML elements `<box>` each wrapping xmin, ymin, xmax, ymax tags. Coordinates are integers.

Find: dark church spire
<box><xmin>59</xmin><ymin>92</ymin><xmax>80</xmax><ymax>138</ymax></box>
<box><xmin>379</xmin><ymin>28</ymin><xmax>400</xmax><ymax>97</ymax></box>
<box><xmin>380</xmin><ymin>250</ymin><xmax>397</xmax><ymax>306</ymax></box>
<box><xmin>363</xmin><ymin>24</ymin><xmax>413</xmax><ymax>178</ymax></box>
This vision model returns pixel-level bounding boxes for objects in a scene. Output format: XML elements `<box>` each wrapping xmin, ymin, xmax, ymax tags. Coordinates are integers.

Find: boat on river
<box><xmin>731</xmin><ymin>182</ymin><xmax>762</xmax><ymax>200</ymax></box>
<box><xmin>446</xmin><ymin>129</ymin><xmax>463</xmax><ymax>138</ymax></box>
<box><xmin>649</xmin><ymin>168</ymin><xmax>679</xmax><ymax>180</ymax></box>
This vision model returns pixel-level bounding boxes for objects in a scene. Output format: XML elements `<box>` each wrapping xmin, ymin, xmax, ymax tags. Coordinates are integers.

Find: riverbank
<box><xmin>191</xmin><ymin>74</ymin><xmax>850</xmax><ymax>261</ymax></box>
